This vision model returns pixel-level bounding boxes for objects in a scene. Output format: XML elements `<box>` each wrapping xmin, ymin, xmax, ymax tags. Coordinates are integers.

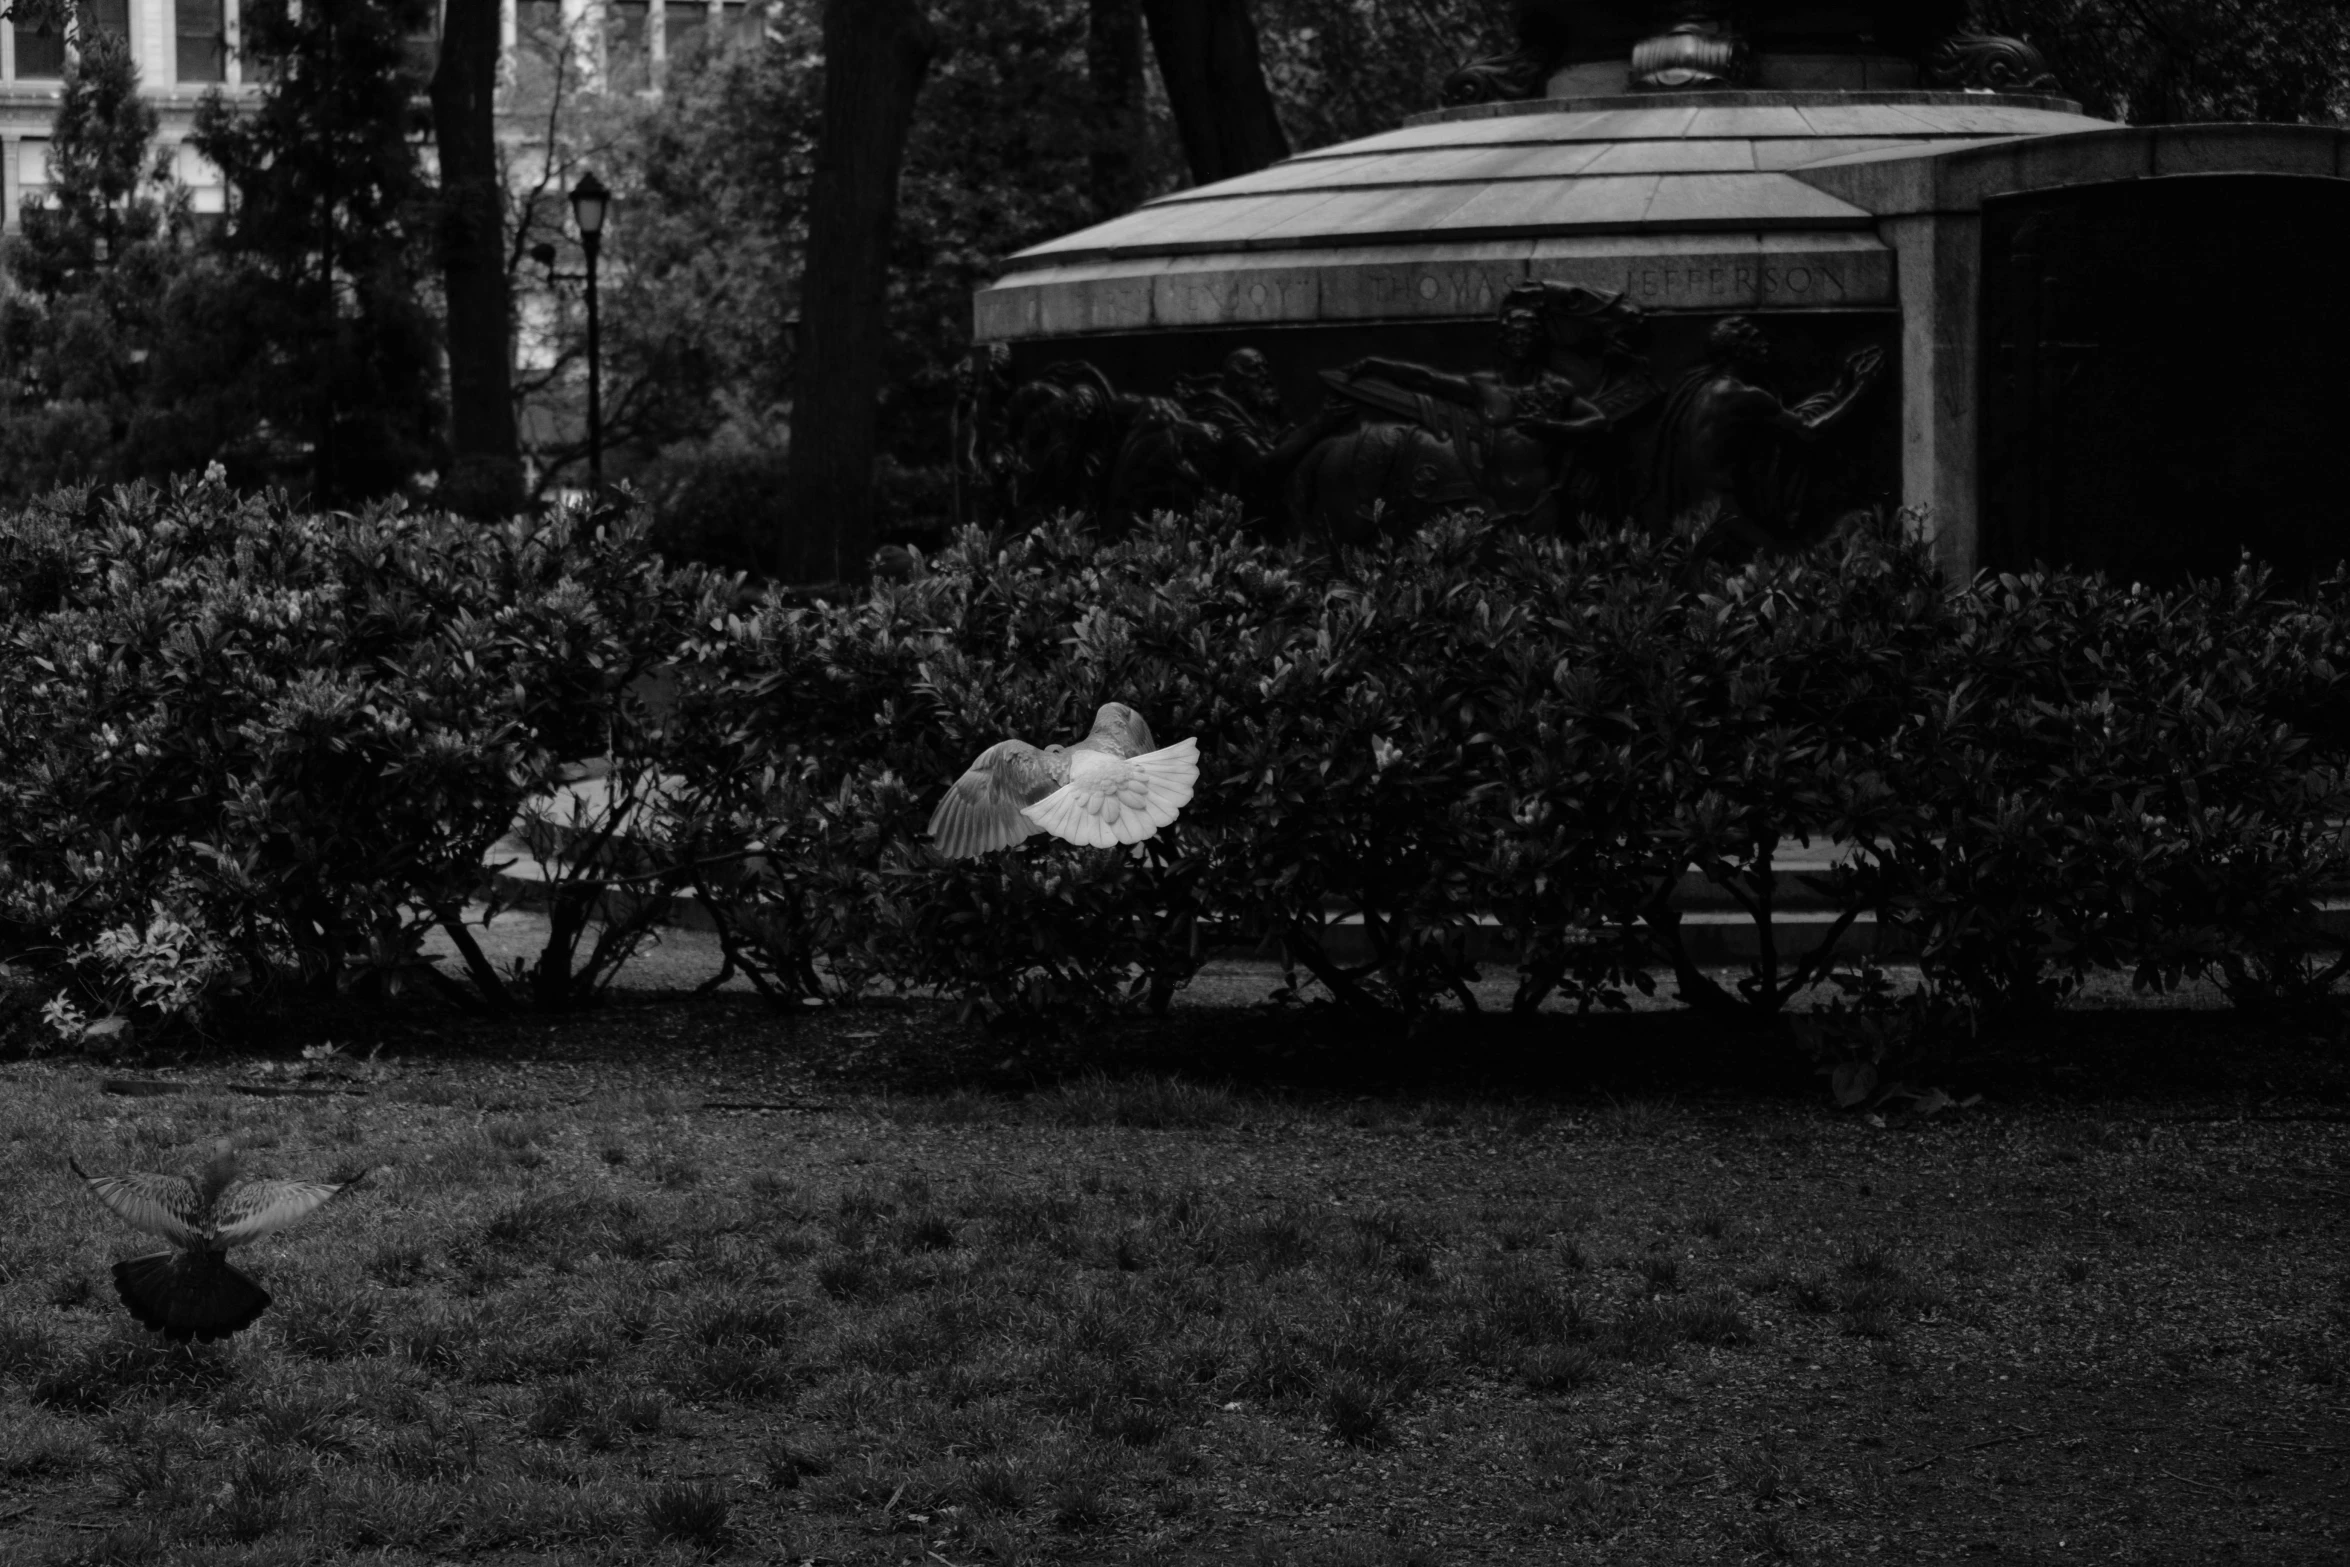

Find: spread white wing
<box><xmin>213</xmin><ymin>1174</ymin><xmax>364</xmax><ymax>1248</ymax></box>
<box><xmin>1021</xmin><ymin>737</ymin><xmax>1199</xmax><ymax>848</ymax></box>
<box><xmin>928</xmin><ymin>739</ymin><xmax>1064</xmax><ymax>860</ymax></box>
<box><xmin>71</xmin><ymin>1160</ymin><xmax>202</xmax><ymax>1247</ymax></box>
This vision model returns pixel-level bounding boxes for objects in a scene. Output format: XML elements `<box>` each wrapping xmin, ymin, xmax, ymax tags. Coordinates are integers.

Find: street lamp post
<box><xmin>569</xmin><ymin>172</ymin><xmax>610</xmax><ymax>492</ymax></box>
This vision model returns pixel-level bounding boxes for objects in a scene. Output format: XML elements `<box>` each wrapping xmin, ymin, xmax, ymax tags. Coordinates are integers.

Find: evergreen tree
<box><xmin>172</xmin><ymin>0</ymin><xmax>444</xmax><ymax>506</ymax></box>
<box><xmin>0</xmin><ymin>29</ymin><xmax>183</xmax><ymax>498</ymax></box>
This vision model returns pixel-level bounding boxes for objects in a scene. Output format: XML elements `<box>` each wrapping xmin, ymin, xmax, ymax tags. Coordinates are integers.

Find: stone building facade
<box><xmin>0</xmin><ymin>0</ymin><xmax>770</xmax><ymax>232</ymax></box>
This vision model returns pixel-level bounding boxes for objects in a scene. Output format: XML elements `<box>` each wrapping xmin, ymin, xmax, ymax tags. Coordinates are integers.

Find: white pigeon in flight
<box><xmin>928</xmin><ymin>701</ymin><xmax>1200</xmax><ymax>859</ymax></box>
<box><xmin>69</xmin><ymin>1139</ymin><xmax>367</xmax><ymax>1343</ymax></box>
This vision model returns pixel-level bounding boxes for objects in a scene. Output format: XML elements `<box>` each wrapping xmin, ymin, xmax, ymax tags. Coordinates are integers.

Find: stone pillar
<box><xmin>2</xmin><ymin>137</ymin><xmax>18</xmax><ymax>238</ymax></box>
<box><xmin>648</xmin><ymin>0</ymin><xmax>664</xmax><ymax>88</ymax></box>
<box><xmin>1884</xmin><ymin>211</ymin><xmax>1981</xmax><ymax>581</ymax></box>
<box><xmin>136</xmin><ymin>0</ymin><xmax>162</xmax><ymax>84</ymax></box>
<box><xmin>500</xmin><ymin>0</ymin><xmax>517</xmax><ymax>87</ymax></box>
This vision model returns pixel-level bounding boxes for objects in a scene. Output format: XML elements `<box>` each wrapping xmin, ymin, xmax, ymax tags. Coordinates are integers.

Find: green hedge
<box><xmin>8</xmin><ymin>480</ymin><xmax>2350</xmax><ymax>1043</ymax></box>
<box><xmin>662</xmin><ymin>510</ymin><xmax>2350</xmax><ymax>1024</ymax></box>
<box><xmin>0</xmin><ymin>477</ymin><xmax>732</xmax><ymax>1027</ymax></box>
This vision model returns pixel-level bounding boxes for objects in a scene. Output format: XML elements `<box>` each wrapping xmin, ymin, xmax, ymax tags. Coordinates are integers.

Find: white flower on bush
<box><xmin>40</xmin><ymin>993</ymin><xmax>88</xmax><ymax>1043</ymax></box>
<box><xmin>60</xmin><ymin>905</ymin><xmax>232</xmax><ymax>1033</ymax></box>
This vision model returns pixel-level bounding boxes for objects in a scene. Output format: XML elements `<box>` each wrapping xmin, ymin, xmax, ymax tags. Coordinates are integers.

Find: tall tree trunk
<box><xmin>778</xmin><ymin>0</ymin><xmax>938</xmax><ymax>584</ymax></box>
<box><xmin>1140</xmin><ymin>0</ymin><xmax>1288</xmax><ymax>186</ymax></box>
<box><xmin>431</xmin><ymin>0</ymin><xmax>522</xmax><ymax>518</ymax></box>
<box><xmin>1087</xmin><ymin>0</ymin><xmax>1148</xmax><ymax>219</ymax></box>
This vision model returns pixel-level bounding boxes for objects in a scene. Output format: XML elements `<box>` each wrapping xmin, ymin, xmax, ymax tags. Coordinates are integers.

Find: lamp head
<box><xmin>569</xmin><ymin>171</ymin><xmax>610</xmax><ymax>244</ymax></box>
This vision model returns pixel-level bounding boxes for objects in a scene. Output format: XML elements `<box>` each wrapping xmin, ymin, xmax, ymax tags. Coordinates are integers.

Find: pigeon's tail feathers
<box><xmin>111</xmin><ymin>1249</ymin><xmax>270</xmax><ymax>1344</ymax></box>
<box><xmin>1022</xmin><ymin>736</ymin><xmax>1199</xmax><ymax>848</ymax></box>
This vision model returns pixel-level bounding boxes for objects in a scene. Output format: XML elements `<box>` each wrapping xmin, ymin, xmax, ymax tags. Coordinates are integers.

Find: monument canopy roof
<box><xmin>1000</xmin><ymin>92</ymin><xmax>2111</xmax><ymax>273</ymax></box>
<box><xmin>1788</xmin><ymin>120</ymin><xmax>2350</xmax><ymax>215</ymax></box>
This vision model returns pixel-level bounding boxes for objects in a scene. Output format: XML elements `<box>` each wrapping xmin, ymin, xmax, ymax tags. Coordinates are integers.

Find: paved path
<box><xmin>417</xmin><ymin>903</ymin><xmax>2233</xmax><ymax>1013</ymax></box>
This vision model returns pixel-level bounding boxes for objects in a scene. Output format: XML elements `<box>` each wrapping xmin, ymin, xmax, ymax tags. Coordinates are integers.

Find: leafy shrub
<box><xmin>0</xmin><ymin>476</ymin><xmax>736</xmax><ymax>1014</ymax></box>
<box><xmin>669</xmin><ymin>510</ymin><xmax>1662</xmax><ymax>1019</ymax></box>
<box><xmin>661</xmin><ymin>506</ymin><xmax>2350</xmax><ymax>1024</ymax></box>
<box><xmin>645</xmin><ymin>444</ymin><xmax>788</xmax><ymax>574</ymax></box>
<box><xmin>40</xmin><ymin>900</ymin><xmax>235</xmax><ymax>1044</ymax></box>
<box><xmin>1834</xmin><ymin>560</ymin><xmax>2350</xmax><ymax>1017</ymax></box>
<box><xmin>13</xmin><ymin>473</ymin><xmax>2350</xmax><ymax>1034</ymax></box>
<box><xmin>661</xmin><ymin>510</ymin><xmax>1334</xmax><ymax>1016</ymax></box>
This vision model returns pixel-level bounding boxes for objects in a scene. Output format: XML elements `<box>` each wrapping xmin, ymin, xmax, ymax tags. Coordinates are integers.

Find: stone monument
<box><xmin>970</xmin><ymin>1</ymin><xmax>2350</xmax><ymax>585</ymax></box>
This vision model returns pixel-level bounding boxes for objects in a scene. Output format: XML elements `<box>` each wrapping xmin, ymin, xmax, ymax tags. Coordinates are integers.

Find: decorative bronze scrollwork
<box><xmin>1440</xmin><ymin>46</ymin><xmax>1560</xmax><ymax>107</ymax></box>
<box><xmin>1925</xmin><ymin>31</ymin><xmax>2061</xmax><ymax>94</ymax></box>
<box><xmin>1437</xmin><ymin>0</ymin><xmax>1576</xmax><ymax>107</ymax></box>
<box><xmin>1630</xmin><ymin>15</ymin><xmax>1750</xmax><ymax>91</ymax></box>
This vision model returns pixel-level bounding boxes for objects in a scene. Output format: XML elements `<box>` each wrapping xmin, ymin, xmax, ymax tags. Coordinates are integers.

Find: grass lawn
<box><xmin>2</xmin><ymin>983</ymin><xmax>2347</xmax><ymax>1566</ymax></box>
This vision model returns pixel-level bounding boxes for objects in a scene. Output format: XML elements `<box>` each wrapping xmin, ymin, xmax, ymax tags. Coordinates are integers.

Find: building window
<box><xmin>176</xmin><ymin>0</ymin><xmax>227</xmax><ymax>84</ymax></box>
<box><xmin>650</xmin><ymin>3</ymin><xmax>761</xmax><ymax>78</ymax></box>
<box><xmin>609</xmin><ymin>0</ymin><xmax>648</xmax><ymax>93</ymax></box>
<box><xmin>18</xmin><ymin>140</ymin><xmax>52</xmax><ymax>210</ymax></box>
<box><xmin>402</xmin><ymin>8</ymin><xmax>438</xmax><ymax>84</ymax></box>
<box><xmin>518</xmin><ymin>1</ymin><xmax>562</xmax><ymax>44</ymax></box>
<box><xmin>663</xmin><ymin>2</ymin><xmax>706</xmax><ymax>65</ymax></box>
<box><xmin>177</xmin><ymin>143</ymin><xmax>226</xmax><ymax>216</ymax></box>
<box><xmin>512</xmin><ymin>0</ymin><xmax>562</xmax><ymax>99</ymax></box>
<box><xmin>13</xmin><ymin>22</ymin><xmax>66</xmax><ymax>79</ymax></box>
<box><xmin>14</xmin><ymin>0</ymin><xmax>132</xmax><ymax>82</ymax></box>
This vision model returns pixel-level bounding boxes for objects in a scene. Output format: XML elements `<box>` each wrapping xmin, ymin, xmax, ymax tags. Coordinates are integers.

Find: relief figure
<box><xmin>950</xmin><ymin>342</ymin><xmax>1016</xmax><ymax>527</ymax></box>
<box><xmin>1644</xmin><ymin>316</ymin><xmax>1885</xmax><ymax>560</ymax></box>
<box><xmin>994</xmin><ymin>351</ymin><xmax>1298</xmax><ymax>537</ymax></box>
<box><xmin>1284</xmin><ymin>287</ymin><xmax>1641</xmax><ymax>547</ymax></box>
<box><xmin>1117</xmin><ymin>348</ymin><xmax>1297</xmax><ymax>530</ymax></box>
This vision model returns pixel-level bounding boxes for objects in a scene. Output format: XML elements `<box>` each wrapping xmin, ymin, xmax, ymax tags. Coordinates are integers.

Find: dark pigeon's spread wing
<box><xmin>71</xmin><ymin>1160</ymin><xmax>203</xmax><ymax>1247</ymax></box>
<box><xmin>213</xmin><ymin>1174</ymin><xmax>365</xmax><ymax>1248</ymax></box>
<box><xmin>928</xmin><ymin>739</ymin><xmax>1064</xmax><ymax>859</ymax></box>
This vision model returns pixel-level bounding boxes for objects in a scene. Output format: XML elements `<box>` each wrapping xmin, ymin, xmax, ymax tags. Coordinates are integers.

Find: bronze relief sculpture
<box><xmin>967</xmin><ymin>286</ymin><xmax>1887</xmax><ymax>561</ymax></box>
<box><xmin>1284</xmin><ymin>283</ymin><xmax>1654</xmax><ymax>546</ymax></box>
<box><xmin>1645</xmin><ymin>316</ymin><xmax>1885</xmax><ymax>559</ymax></box>
<box><xmin>1033</xmin><ymin>351</ymin><xmax>1294</xmax><ymax>535</ymax></box>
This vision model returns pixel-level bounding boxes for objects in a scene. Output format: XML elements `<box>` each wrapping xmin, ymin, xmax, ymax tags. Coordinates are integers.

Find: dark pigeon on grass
<box><xmin>69</xmin><ymin>1139</ymin><xmax>366</xmax><ymax>1343</ymax></box>
<box><xmin>927</xmin><ymin>701</ymin><xmax>1200</xmax><ymax>859</ymax></box>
